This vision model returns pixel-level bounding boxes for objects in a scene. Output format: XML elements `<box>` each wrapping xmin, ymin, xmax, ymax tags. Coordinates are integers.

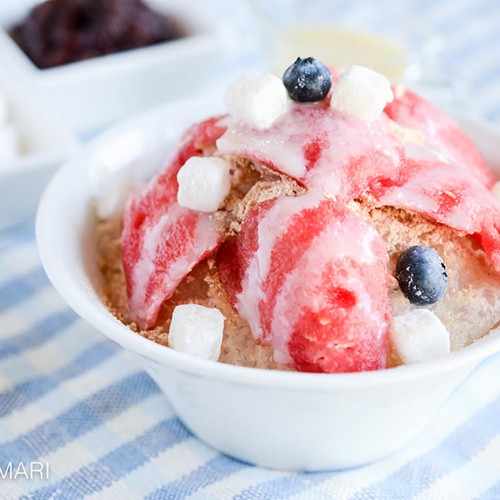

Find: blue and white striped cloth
<box><xmin>1</xmin><ymin>0</ymin><xmax>500</xmax><ymax>497</ymax></box>
<box><xmin>1</xmin><ymin>227</ymin><xmax>499</xmax><ymax>499</ymax></box>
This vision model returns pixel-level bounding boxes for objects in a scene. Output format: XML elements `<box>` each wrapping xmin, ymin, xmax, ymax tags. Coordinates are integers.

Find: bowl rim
<box><xmin>36</xmin><ymin>95</ymin><xmax>500</xmax><ymax>392</ymax></box>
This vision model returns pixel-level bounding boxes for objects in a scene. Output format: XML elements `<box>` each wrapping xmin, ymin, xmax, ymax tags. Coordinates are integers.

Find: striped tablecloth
<box><xmin>1</xmin><ymin>0</ymin><xmax>500</xmax><ymax>498</ymax></box>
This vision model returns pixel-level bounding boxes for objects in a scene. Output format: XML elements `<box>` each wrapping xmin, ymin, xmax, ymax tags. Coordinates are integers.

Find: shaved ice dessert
<box><xmin>96</xmin><ymin>58</ymin><xmax>500</xmax><ymax>373</ymax></box>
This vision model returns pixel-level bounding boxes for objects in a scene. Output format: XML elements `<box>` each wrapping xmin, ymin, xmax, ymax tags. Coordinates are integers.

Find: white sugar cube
<box><xmin>331</xmin><ymin>65</ymin><xmax>394</xmax><ymax>122</ymax></box>
<box><xmin>0</xmin><ymin>124</ymin><xmax>19</xmax><ymax>164</ymax></box>
<box><xmin>169</xmin><ymin>304</ymin><xmax>225</xmax><ymax>361</ymax></box>
<box><xmin>224</xmin><ymin>72</ymin><xmax>289</xmax><ymax>129</ymax></box>
<box><xmin>492</xmin><ymin>181</ymin><xmax>500</xmax><ymax>202</ymax></box>
<box><xmin>390</xmin><ymin>309</ymin><xmax>450</xmax><ymax>365</ymax></box>
<box><xmin>177</xmin><ymin>156</ymin><xmax>231</xmax><ymax>213</ymax></box>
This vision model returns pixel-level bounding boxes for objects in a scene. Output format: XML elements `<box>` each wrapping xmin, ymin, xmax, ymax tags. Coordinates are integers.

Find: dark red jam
<box><xmin>11</xmin><ymin>0</ymin><xmax>185</xmax><ymax>69</ymax></box>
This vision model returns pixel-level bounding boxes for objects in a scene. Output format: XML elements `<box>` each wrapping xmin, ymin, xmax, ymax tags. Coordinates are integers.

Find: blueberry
<box><xmin>282</xmin><ymin>57</ymin><xmax>332</xmax><ymax>102</ymax></box>
<box><xmin>395</xmin><ymin>246</ymin><xmax>448</xmax><ymax>305</ymax></box>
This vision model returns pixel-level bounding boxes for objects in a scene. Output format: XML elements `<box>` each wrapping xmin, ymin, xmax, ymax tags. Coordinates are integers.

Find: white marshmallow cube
<box><xmin>95</xmin><ymin>174</ymin><xmax>136</xmax><ymax>220</ymax></box>
<box><xmin>89</xmin><ymin>157</ymin><xmax>139</xmax><ymax>220</ymax></box>
<box><xmin>224</xmin><ymin>72</ymin><xmax>289</xmax><ymax>130</ymax></box>
<box><xmin>390</xmin><ymin>309</ymin><xmax>450</xmax><ymax>365</ymax></box>
<box><xmin>331</xmin><ymin>65</ymin><xmax>394</xmax><ymax>122</ymax></box>
<box><xmin>177</xmin><ymin>156</ymin><xmax>231</xmax><ymax>213</ymax></box>
<box><xmin>169</xmin><ymin>304</ymin><xmax>225</xmax><ymax>361</ymax></box>
<box><xmin>0</xmin><ymin>124</ymin><xmax>18</xmax><ymax>164</ymax></box>
<box><xmin>0</xmin><ymin>92</ymin><xmax>8</xmax><ymax>125</ymax></box>
<box><xmin>492</xmin><ymin>181</ymin><xmax>500</xmax><ymax>202</ymax></box>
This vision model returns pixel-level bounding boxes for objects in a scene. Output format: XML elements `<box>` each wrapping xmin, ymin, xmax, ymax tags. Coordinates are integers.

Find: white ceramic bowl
<box><xmin>0</xmin><ymin>0</ymin><xmax>223</xmax><ymax>134</ymax></box>
<box><xmin>0</xmin><ymin>71</ymin><xmax>78</xmax><ymax>231</ymax></box>
<box><xmin>36</xmin><ymin>96</ymin><xmax>500</xmax><ymax>471</ymax></box>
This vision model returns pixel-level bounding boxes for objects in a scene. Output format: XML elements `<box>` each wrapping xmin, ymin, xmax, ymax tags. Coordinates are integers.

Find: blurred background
<box><xmin>0</xmin><ymin>0</ymin><xmax>500</xmax><ymax>229</ymax></box>
<box><xmin>0</xmin><ymin>0</ymin><xmax>499</xmax><ymax>227</ymax></box>
<box><xmin>206</xmin><ymin>0</ymin><xmax>500</xmax><ymax>120</ymax></box>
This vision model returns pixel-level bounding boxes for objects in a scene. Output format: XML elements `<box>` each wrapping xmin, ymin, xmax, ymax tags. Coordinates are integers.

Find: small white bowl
<box><xmin>36</xmin><ymin>96</ymin><xmax>500</xmax><ymax>471</ymax></box>
<box><xmin>0</xmin><ymin>71</ymin><xmax>77</xmax><ymax>231</ymax></box>
<box><xmin>0</xmin><ymin>0</ymin><xmax>223</xmax><ymax>134</ymax></box>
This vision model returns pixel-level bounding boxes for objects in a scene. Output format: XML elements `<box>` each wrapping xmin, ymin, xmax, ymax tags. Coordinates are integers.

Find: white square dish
<box><xmin>0</xmin><ymin>0</ymin><xmax>224</xmax><ymax>134</ymax></box>
<box><xmin>0</xmin><ymin>71</ymin><xmax>78</xmax><ymax>231</ymax></box>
